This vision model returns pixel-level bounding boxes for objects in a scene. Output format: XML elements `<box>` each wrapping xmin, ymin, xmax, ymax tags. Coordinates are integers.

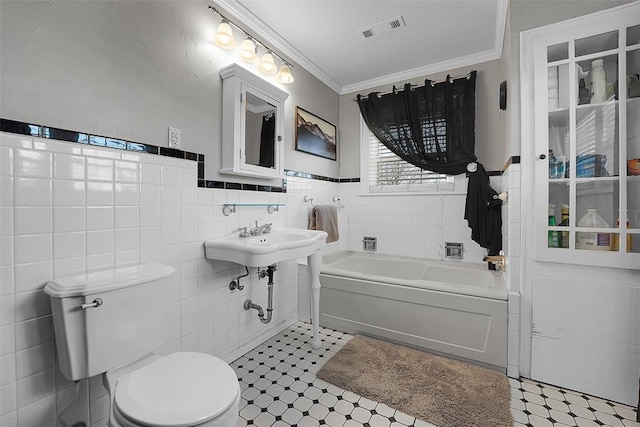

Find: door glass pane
<box><xmin>548</xmin><ymin>64</ymin><xmax>570</xmax><ymax>110</ymax></box>
<box><xmin>549</xmin><ymin>111</ymin><xmax>569</xmax><ymax>179</ymax></box>
<box><xmin>577</xmin><ymin>53</ymin><xmax>619</xmax><ymax>105</ymax></box>
<box><xmin>627</xmin><ymin>24</ymin><xmax>640</xmax><ymax>47</ymax></box>
<box><xmin>576</xmin><ymin>181</ymin><xmax>617</xmax><ymax>228</ymax></box>
<box><xmin>576</xmin><ymin>30</ymin><xmax>618</xmax><ymax>57</ymax></box>
<box><xmin>576</xmin><ymin>181</ymin><xmax>616</xmax><ymax>251</ymax></box>
<box><xmin>549</xmin><ymin>183</ymin><xmax>570</xmax><ymax>249</ymax></box>
<box><xmin>627</xmin><ymin>49</ymin><xmax>640</xmax><ymax>232</ymax></box>
<box><xmin>548</xmin><ymin>42</ymin><xmax>568</xmax><ymax>62</ymax></box>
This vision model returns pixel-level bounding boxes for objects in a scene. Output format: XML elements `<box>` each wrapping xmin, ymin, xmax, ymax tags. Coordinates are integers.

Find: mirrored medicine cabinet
<box><xmin>219</xmin><ymin>63</ymin><xmax>289</xmax><ymax>179</ymax></box>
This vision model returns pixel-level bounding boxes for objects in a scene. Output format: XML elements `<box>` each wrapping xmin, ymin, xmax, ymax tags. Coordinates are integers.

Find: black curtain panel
<box><xmin>357</xmin><ymin>70</ymin><xmax>477</xmax><ymax>175</ymax></box>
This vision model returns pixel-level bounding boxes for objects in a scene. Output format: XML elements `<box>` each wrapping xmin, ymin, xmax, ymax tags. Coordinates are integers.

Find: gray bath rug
<box><xmin>316</xmin><ymin>334</ymin><xmax>513</xmax><ymax>427</ymax></box>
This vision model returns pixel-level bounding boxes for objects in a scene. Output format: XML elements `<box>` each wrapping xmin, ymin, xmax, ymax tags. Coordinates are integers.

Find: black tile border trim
<box><xmin>197</xmin><ymin>180</ymin><xmax>287</xmax><ymax>193</ymax></box>
<box><xmin>0</xmin><ymin>117</ymin><xmax>475</xmax><ymax>191</ymax></box>
<box><xmin>284</xmin><ymin>169</ymin><xmax>359</xmax><ymax>183</ymax></box>
<box><xmin>1</xmin><ymin>117</ymin><xmax>202</xmax><ymax>173</ymax></box>
<box><xmin>503</xmin><ymin>155</ymin><xmax>521</xmax><ymax>171</ymax></box>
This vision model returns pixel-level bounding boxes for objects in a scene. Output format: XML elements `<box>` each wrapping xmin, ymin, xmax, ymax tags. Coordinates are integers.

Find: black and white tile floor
<box><xmin>231</xmin><ymin>322</ymin><xmax>639</xmax><ymax>427</ymax></box>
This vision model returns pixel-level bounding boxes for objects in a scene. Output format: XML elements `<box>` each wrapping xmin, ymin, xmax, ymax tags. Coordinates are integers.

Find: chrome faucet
<box><xmin>249</xmin><ymin>221</ymin><xmax>272</xmax><ymax>236</ymax></box>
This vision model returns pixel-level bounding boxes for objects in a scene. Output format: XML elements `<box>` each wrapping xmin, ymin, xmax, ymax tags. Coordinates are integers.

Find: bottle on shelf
<box><xmin>590</xmin><ymin>59</ymin><xmax>608</xmax><ymax>103</ymax></box>
<box><xmin>559</xmin><ymin>204</ymin><xmax>570</xmax><ymax>248</ymax></box>
<box><xmin>611</xmin><ymin>212</ymin><xmax>632</xmax><ymax>252</ymax></box>
<box><xmin>576</xmin><ymin>208</ymin><xmax>610</xmax><ymax>251</ymax></box>
<box><xmin>548</xmin><ymin>204</ymin><xmax>560</xmax><ymax>248</ymax></box>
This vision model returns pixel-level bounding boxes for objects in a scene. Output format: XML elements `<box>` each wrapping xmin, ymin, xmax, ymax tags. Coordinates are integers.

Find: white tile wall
<box><xmin>0</xmin><ymin>130</ymin><xmax>513</xmax><ymax>425</ymax></box>
<box><xmin>335</xmin><ymin>182</ymin><xmax>487</xmax><ymax>262</ymax></box>
<box><xmin>502</xmin><ymin>162</ymin><xmax>522</xmax><ymax>379</ymax></box>
<box><xmin>0</xmin><ymin>132</ymin><xmax>302</xmax><ymax>426</ymax></box>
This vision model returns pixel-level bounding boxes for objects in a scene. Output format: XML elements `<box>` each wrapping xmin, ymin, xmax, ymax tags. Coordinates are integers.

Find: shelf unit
<box><xmin>533</xmin><ymin>13</ymin><xmax>640</xmax><ymax>268</ymax></box>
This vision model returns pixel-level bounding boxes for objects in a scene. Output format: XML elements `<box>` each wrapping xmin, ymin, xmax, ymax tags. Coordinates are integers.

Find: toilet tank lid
<box><xmin>44</xmin><ymin>263</ymin><xmax>176</xmax><ymax>298</ymax></box>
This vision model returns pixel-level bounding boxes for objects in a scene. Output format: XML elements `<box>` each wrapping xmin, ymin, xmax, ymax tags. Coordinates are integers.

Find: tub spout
<box><xmin>483</xmin><ymin>254</ymin><xmax>506</xmax><ymax>271</ymax></box>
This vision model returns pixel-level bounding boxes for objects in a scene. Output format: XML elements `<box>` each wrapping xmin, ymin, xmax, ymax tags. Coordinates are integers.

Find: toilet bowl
<box><xmin>105</xmin><ymin>352</ymin><xmax>241</xmax><ymax>427</ymax></box>
<box><xmin>43</xmin><ymin>263</ymin><xmax>241</xmax><ymax>427</ymax></box>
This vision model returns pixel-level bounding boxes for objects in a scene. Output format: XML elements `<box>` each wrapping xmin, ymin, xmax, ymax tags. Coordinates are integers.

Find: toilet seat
<box><xmin>114</xmin><ymin>352</ymin><xmax>239</xmax><ymax>427</ymax></box>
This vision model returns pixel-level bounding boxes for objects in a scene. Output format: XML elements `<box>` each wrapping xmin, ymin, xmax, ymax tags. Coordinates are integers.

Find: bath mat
<box><xmin>316</xmin><ymin>334</ymin><xmax>513</xmax><ymax>427</ymax></box>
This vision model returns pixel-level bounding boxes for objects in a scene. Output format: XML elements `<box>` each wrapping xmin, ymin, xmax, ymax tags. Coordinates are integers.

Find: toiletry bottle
<box><xmin>548</xmin><ymin>149</ymin><xmax>558</xmax><ymax>178</ymax></box>
<box><xmin>576</xmin><ymin>208</ymin><xmax>610</xmax><ymax>250</ymax></box>
<box><xmin>611</xmin><ymin>212</ymin><xmax>632</xmax><ymax>252</ymax></box>
<box><xmin>548</xmin><ymin>204</ymin><xmax>560</xmax><ymax>248</ymax></box>
<box><xmin>590</xmin><ymin>59</ymin><xmax>607</xmax><ymax>103</ymax></box>
<box><xmin>559</xmin><ymin>204</ymin><xmax>570</xmax><ymax>248</ymax></box>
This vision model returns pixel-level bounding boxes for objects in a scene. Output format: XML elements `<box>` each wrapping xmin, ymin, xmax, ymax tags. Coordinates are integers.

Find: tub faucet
<box><xmin>250</xmin><ymin>221</ymin><xmax>272</xmax><ymax>236</ymax></box>
<box><xmin>483</xmin><ymin>253</ymin><xmax>506</xmax><ymax>271</ymax></box>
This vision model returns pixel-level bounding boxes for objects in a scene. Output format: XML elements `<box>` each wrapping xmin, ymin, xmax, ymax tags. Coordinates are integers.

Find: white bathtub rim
<box><xmin>321</xmin><ymin>250</ymin><xmax>507</xmax><ymax>301</ymax></box>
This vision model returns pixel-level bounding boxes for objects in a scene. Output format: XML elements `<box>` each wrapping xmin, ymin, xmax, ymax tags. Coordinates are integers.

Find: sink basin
<box><xmin>204</xmin><ymin>227</ymin><xmax>328</xmax><ymax>266</ymax></box>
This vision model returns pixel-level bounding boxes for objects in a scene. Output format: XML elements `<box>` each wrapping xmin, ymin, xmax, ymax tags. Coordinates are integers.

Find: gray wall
<box><xmin>0</xmin><ymin>0</ymin><xmax>340</xmax><ymax>184</ymax></box>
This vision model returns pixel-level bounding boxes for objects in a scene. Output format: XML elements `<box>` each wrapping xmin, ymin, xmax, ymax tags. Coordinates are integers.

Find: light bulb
<box><xmin>277</xmin><ymin>63</ymin><xmax>294</xmax><ymax>84</ymax></box>
<box><xmin>214</xmin><ymin>21</ymin><xmax>236</xmax><ymax>49</ymax></box>
<box><xmin>258</xmin><ymin>52</ymin><xmax>277</xmax><ymax>75</ymax></box>
<box><xmin>239</xmin><ymin>39</ymin><xmax>257</xmax><ymax>62</ymax></box>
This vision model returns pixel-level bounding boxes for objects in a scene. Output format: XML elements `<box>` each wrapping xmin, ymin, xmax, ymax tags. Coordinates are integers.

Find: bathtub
<box><xmin>319</xmin><ymin>251</ymin><xmax>508</xmax><ymax>371</ymax></box>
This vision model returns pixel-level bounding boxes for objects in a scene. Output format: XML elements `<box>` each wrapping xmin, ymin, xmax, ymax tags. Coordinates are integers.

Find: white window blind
<box><xmin>366</xmin><ymin>128</ymin><xmax>454</xmax><ymax>192</ymax></box>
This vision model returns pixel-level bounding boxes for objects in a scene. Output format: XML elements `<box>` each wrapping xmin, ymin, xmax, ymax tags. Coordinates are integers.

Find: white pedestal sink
<box><xmin>204</xmin><ymin>227</ymin><xmax>328</xmax><ymax>348</ymax></box>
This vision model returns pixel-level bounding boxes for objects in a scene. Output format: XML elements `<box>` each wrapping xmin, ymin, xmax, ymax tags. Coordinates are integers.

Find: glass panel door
<box><xmin>626</xmin><ymin>28</ymin><xmax>640</xmax><ymax>253</ymax></box>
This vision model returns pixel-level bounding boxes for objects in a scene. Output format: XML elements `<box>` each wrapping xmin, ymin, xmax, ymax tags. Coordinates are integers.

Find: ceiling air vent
<box><xmin>359</xmin><ymin>15</ymin><xmax>406</xmax><ymax>40</ymax></box>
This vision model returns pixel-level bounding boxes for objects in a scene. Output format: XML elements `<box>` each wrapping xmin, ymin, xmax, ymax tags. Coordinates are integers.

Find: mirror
<box><xmin>244</xmin><ymin>92</ymin><xmax>276</xmax><ymax>169</ymax></box>
<box><xmin>219</xmin><ymin>64</ymin><xmax>289</xmax><ymax>179</ymax></box>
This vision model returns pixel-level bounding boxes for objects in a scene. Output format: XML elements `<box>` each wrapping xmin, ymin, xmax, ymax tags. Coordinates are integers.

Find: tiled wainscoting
<box><xmin>0</xmin><ymin>129</ymin><xmax>520</xmax><ymax>426</ymax></box>
<box><xmin>334</xmin><ymin>182</ymin><xmax>490</xmax><ymax>263</ymax></box>
<box><xmin>0</xmin><ymin>131</ymin><xmax>322</xmax><ymax>426</ymax></box>
<box><xmin>501</xmin><ymin>162</ymin><xmax>522</xmax><ymax>378</ymax></box>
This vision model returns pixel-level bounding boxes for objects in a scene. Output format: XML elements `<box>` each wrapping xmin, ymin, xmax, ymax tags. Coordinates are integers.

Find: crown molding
<box><xmin>214</xmin><ymin>0</ymin><xmax>508</xmax><ymax>96</ymax></box>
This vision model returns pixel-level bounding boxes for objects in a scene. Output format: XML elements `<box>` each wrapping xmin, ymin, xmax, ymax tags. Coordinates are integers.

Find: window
<box><xmin>361</xmin><ymin>119</ymin><xmax>457</xmax><ymax>193</ymax></box>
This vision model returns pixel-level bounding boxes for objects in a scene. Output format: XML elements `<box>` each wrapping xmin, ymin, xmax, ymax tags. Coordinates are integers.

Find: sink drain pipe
<box><xmin>244</xmin><ymin>264</ymin><xmax>276</xmax><ymax>324</ymax></box>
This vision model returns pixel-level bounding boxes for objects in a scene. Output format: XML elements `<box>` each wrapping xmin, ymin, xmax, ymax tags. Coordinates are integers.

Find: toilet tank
<box><xmin>44</xmin><ymin>263</ymin><xmax>175</xmax><ymax>381</ymax></box>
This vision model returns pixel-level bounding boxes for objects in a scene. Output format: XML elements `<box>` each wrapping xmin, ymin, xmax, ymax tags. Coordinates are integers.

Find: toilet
<box><xmin>44</xmin><ymin>263</ymin><xmax>240</xmax><ymax>427</ymax></box>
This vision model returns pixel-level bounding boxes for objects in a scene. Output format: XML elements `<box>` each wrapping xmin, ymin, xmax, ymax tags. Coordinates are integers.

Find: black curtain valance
<box><xmin>357</xmin><ymin>70</ymin><xmax>477</xmax><ymax>175</ymax></box>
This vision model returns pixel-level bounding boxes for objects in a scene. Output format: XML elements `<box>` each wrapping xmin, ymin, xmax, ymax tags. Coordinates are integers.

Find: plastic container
<box><xmin>559</xmin><ymin>204</ymin><xmax>570</xmax><ymax>248</ymax></box>
<box><xmin>611</xmin><ymin>212</ymin><xmax>632</xmax><ymax>252</ymax></box>
<box><xmin>548</xmin><ymin>204</ymin><xmax>560</xmax><ymax>248</ymax></box>
<box><xmin>576</xmin><ymin>209</ymin><xmax>610</xmax><ymax>250</ymax></box>
<box><xmin>590</xmin><ymin>59</ymin><xmax>607</xmax><ymax>103</ymax></box>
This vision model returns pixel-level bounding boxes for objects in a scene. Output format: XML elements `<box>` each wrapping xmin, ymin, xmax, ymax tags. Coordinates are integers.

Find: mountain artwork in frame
<box><xmin>295</xmin><ymin>107</ymin><xmax>337</xmax><ymax>161</ymax></box>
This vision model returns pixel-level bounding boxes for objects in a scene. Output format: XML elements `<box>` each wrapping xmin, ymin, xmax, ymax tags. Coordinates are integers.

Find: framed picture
<box><xmin>295</xmin><ymin>107</ymin><xmax>337</xmax><ymax>161</ymax></box>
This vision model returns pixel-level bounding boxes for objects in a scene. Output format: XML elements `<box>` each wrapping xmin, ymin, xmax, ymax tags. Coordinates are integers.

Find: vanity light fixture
<box><xmin>214</xmin><ymin>20</ymin><xmax>236</xmax><ymax>49</ymax></box>
<box><xmin>258</xmin><ymin>52</ymin><xmax>277</xmax><ymax>75</ymax></box>
<box><xmin>277</xmin><ymin>63</ymin><xmax>294</xmax><ymax>84</ymax></box>
<box><xmin>208</xmin><ymin>6</ymin><xmax>295</xmax><ymax>84</ymax></box>
<box><xmin>239</xmin><ymin>38</ymin><xmax>258</xmax><ymax>63</ymax></box>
